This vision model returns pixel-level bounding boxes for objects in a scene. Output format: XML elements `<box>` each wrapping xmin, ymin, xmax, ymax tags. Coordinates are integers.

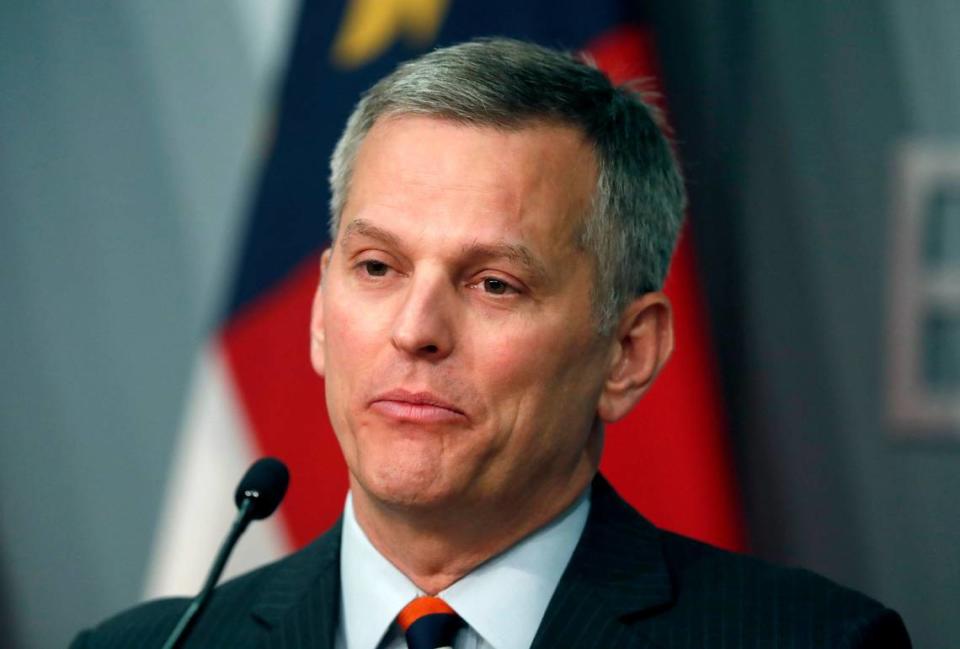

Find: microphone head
<box><xmin>234</xmin><ymin>457</ymin><xmax>290</xmax><ymax>520</ymax></box>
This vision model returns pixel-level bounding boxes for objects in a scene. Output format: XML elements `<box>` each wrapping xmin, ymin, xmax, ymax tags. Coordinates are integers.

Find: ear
<box><xmin>310</xmin><ymin>248</ymin><xmax>333</xmax><ymax>377</ymax></box>
<box><xmin>596</xmin><ymin>292</ymin><xmax>674</xmax><ymax>423</ymax></box>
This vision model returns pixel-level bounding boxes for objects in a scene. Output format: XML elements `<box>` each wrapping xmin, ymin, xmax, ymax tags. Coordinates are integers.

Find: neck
<box><xmin>350</xmin><ymin>462</ymin><xmax>596</xmax><ymax>595</ymax></box>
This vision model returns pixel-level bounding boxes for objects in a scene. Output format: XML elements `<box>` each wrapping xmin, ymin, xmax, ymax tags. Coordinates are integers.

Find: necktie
<box><xmin>396</xmin><ymin>596</ymin><xmax>463</xmax><ymax>649</ymax></box>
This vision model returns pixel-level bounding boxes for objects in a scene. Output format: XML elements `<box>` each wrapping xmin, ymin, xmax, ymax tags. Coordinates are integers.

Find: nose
<box><xmin>390</xmin><ymin>270</ymin><xmax>455</xmax><ymax>360</ymax></box>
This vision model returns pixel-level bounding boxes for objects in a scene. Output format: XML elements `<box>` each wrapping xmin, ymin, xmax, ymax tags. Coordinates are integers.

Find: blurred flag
<box><xmin>145</xmin><ymin>0</ymin><xmax>744</xmax><ymax>597</ymax></box>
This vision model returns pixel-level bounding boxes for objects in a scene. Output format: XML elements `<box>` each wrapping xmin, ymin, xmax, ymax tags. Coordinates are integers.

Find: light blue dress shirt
<box><xmin>335</xmin><ymin>487</ymin><xmax>591</xmax><ymax>649</ymax></box>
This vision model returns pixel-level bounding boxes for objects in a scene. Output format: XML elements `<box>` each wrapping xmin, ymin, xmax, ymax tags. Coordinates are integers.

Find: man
<box><xmin>73</xmin><ymin>38</ymin><xmax>910</xmax><ymax>648</ymax></box>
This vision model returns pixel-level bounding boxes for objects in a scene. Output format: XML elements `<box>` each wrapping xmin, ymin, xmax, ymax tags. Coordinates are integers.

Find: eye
<box><xmin>481</xmin><ymin>277</ymin><xmax>517</xmax><ymax>295</ymax></box>
<box><xmin>361</xmin><ymin>260</ymin><xmax>389</xmax><ymax>277</ymax></box>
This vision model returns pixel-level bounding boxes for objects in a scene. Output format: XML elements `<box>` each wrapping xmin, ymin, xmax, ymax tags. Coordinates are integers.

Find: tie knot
<box><xmin>397</xmin><ymin>596</ymin><xmax>463</xmax><ymax>649</ymax></box>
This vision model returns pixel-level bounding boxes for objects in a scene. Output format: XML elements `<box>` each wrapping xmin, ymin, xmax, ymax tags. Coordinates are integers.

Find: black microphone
<box><xmin>160</xmin><ymin>457</ymin><xmax>290</xmax><ymax>649</ymax></box>
<box><xmin>233</xmin><ymin>456</ymin><xmax>289</xmax><ymax>520</ymax></box>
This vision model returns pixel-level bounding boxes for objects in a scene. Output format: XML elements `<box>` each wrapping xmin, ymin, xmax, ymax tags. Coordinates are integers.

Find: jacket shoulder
<box><xmin>654</xmin><ymin>531</ymin><xmax>911</xmax><ymax>648</ymax></box>
<box><xmin>70</xmin><ymin>528</ymin><xmax>339</xmax><ymax>649</ymax></box>
<box><xmin>70</xmin><ymin>560</ymin><xmax>277</xmax><ymax>648</ymax></box>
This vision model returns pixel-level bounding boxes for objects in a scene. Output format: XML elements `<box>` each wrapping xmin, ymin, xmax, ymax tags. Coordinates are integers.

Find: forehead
<box><xmin>340</xmin><ymin>115</ymin><xmax>598</xmax><ymax>250</ymax></box>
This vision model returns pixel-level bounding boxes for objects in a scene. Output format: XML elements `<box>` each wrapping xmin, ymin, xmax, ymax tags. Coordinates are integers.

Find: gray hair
<box><xmin>328</xmin><ymin>37</ymin><xmax>686</xmax><ymax>333</ymax></box>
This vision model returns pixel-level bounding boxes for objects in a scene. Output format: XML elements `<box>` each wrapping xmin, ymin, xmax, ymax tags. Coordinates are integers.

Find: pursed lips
<box><xmin>368</xmin><ymin>388</ymin><xmax>468</xmax><ymax>424</ymax></box>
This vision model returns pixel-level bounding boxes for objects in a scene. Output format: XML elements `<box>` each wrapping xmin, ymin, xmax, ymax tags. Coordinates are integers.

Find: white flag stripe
<box><xmin>143</xmin><ymin>341</ymin><xmax>290</xmax><ymax>599</ymax></box>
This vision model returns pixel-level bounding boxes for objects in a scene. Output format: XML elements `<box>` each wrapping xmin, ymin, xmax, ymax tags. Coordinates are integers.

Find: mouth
<box><xmin>369</xmin><ymin>388</ymin><xmax>468</xmax><ymax>424</ymax></box>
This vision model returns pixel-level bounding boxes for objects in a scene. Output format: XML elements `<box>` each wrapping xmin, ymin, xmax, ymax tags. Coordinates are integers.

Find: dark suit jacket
<box><xmin>71</xmin><ymin>475</ymin><xmax>911</xmax><ymax>648</ymax></box>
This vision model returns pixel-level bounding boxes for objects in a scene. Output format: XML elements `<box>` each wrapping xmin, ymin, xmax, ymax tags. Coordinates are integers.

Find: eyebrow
<box><xmin>462</xmin><ymin>240</ymin><xmax>549</xmax><ymax>286</ymax></box>
<box><xmin>339</xmin><ymin>218</ymin><xmax>550</xmax><ymax>285</ymax></box>
<box><xmin>340</xmin><ymin>219</ymin><xmax>402</xmax><ymax>249</ymax></box>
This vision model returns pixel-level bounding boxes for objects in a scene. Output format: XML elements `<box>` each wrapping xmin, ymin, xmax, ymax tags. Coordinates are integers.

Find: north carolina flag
<box><xmin>145</xmin><ymin>0</ymin><xmax>744</xmax><ymax>598</ymax></box>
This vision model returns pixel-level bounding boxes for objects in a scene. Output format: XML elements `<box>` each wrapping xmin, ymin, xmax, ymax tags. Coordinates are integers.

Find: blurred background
<box><xmin>2</xmin><ymin>2</ymin><xmax>959</xmax><ymax>648</ymax></box>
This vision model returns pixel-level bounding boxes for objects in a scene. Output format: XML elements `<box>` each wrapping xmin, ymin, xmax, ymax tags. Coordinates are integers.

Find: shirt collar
<box><xmin>339</xmin><ymin>493</ymin><xmax>419</xmax><ymax>649</ymax></box>
<box><xmin>339</xmin><ymin>488</ymin><xmax>591</xmax><ymax>649</ymax></box>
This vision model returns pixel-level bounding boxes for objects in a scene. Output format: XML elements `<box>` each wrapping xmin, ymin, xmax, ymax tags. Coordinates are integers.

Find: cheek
<box><xmin>322</xmin><ymin>296</ymin><xmax>383</xmax><ymax>420</ymax></box>
<box><xmin>324</xmin><ymin>293</ymin><xmax>385</xmax><ymax>366</ymax></box>
<box><xmin>477</xmin><ymin>318</ymin><xmax>604</xmax><ymax>424</ymax></box>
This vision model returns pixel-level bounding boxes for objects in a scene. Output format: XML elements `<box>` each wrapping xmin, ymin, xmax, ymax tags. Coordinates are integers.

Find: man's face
<box><xmin>312</xmin><ymin>115</ymin><xmax>616</xmax><ymax>516</ymax></box>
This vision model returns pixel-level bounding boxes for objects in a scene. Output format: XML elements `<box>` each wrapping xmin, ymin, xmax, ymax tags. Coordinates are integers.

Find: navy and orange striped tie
<box><xmin>396</xmin><ymin>596</ymin><xmax>463</xmax><ymax>649</ymax></box>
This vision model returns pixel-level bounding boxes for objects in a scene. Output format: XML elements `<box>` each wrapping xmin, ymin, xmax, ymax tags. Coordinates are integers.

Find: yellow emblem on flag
<box><xmin>331</xmin><ymin>0</ymin><xmax>449</xmax><ymax>69</ymax></box>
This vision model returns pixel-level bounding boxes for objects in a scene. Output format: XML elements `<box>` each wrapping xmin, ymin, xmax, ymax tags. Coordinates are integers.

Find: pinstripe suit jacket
<box><xmin>71</xmin><ymin>475</ymin><xmax>911</xmax><ymax>648</ymax></box>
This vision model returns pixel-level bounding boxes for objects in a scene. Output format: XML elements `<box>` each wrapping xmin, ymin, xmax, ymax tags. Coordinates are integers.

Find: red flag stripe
<box><xmin>223</xmin><ymin>257</ymin><xmax>346</xmax><ymax>548</ymax></box>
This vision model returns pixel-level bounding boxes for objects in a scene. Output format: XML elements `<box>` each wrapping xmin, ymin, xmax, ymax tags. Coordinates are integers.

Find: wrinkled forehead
<box><xmin>343</xmin><ymin>114</ymin><xmax>599</xmax><ymax>247</ymax></box>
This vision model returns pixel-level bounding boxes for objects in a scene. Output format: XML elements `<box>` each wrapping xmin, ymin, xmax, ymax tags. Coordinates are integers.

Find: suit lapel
<box><xmin>252</xmin><ymin>519</ymin><xmax>342</xmax><ymax>649</ymax></box>
<box><xmin>243</xmin><ymin>477</ymin><xmax>672</xmax><ymax>649</ymax></box>
<box><xmin>530</xmin><ymin>475</ymin><xmax>674</xmax><ymax>649</ymax></box>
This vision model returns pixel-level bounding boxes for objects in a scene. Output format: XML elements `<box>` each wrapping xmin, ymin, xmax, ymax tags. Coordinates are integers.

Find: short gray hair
<box><xmin>329</xmin><ymin>37</ymin><xmax>686</xmax><ymax>333</ymax></box>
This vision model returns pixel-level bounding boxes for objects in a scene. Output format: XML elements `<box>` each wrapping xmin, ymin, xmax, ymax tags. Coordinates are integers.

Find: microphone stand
<box><xmin>160</xmin><ymin>498</ymin><xmax>254</xmax><ymax>649</ymax></box>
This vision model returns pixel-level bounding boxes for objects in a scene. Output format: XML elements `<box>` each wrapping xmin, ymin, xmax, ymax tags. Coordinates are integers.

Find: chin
<box><xmin>354</xmin><ymin>451</ymin><xmax>461</xmax><ymax>509</ymax></box>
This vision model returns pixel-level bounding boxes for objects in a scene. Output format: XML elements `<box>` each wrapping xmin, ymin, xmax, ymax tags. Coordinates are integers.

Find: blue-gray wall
<box><xmin>654</xmin><ymin>3</ymin><xmax>960</xmax><ymax>648</ymax></box>
<box><xmin>0</xmin><ymin>3</ymin><xmax>294</xmax><ymax>647</ymax></box>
